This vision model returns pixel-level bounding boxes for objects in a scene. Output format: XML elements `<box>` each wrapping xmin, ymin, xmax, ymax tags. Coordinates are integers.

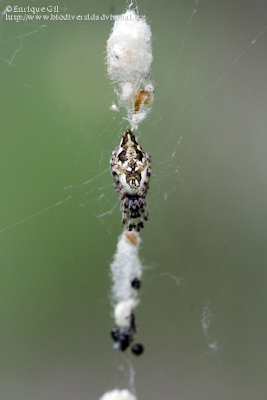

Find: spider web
<box><xmin>1</xmin><ymin>0</ymin><xmax>267</xmax><ymax>399</ymax></box>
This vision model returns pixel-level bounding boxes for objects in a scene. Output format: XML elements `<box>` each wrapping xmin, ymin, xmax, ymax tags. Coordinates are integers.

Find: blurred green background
<box><xmin>0</xmin><ymin>0</ymin><xmax>266</xmax><ymax>399</ymax></box>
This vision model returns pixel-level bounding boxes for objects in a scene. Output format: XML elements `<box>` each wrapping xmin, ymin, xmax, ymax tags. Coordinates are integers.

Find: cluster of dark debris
<box><xmin>110</xmin><ymin>278</ymin><xmax>144</xmax><ymax>356</ymax></box>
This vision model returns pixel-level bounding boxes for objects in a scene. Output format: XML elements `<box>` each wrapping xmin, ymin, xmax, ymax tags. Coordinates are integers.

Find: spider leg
<box><xmin>128</xmin><ymin>218</ymin><xmax>136</xmax><ymax>231</ymax></box>
<box><xmin>110</xmin><ymin>151</ymin><xmax>128</xmax><ymax>200</ymax></box>
<box><xmin>138</xmin><ymin>179</ymin><xmax>150</xmax><ymax>198</ymax></box>
<box><xmin>147</xmin><ymin>155</ymin><xmax>152</xmax><ymax>176</ymax></box>
<box><xmin>137</xmin><ymin>218</ymin><xmax>144</xmax><ymax>231</ymax></box>
<box><xmin>121</xmin><ymin>198</ymin><xmax>129</xmax><ymax>226</ymax></box>
<box><xmin>129</xmin><ymin>198</ymin><xmax>138</xmax><ymax>219</ymax></box>
<box><xmin>138</xmin><ymin>198</ymin><xmax>148</xmax><ymax>221</ymax></box>
<box><xmin>141</xmin><ymin>208</ymin><xmax>148</xmax><ymax>221</ymax></box>
<box><xmin>121</xmin><ymin>211</ymin><xmax>128</xmax><ymax>226</ymax></box>
<box><xmin>112</xmin><ymin>171</ymin><xmax>127</xmax><ymax>200</ymax></box>
<box><xmin>128</xmin><ymin>199</ymin><xmax>137</xmax><ymax>231</ymax></box>
<box><xmin>137</xmin><ymin>154</ymin><xmax>151</xmax><ymax>199</ymax></box>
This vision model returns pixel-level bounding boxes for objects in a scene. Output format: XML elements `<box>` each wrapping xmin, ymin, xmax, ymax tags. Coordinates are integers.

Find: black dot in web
<box><xmin>131</xmin><ymin>277</ymin><xmax>141</xmax><ymax>289</ymax></box>
<box><xmin>131</xmin><ymin>343</ymin><xmax>144</xmax><ymax>356</ymax></box>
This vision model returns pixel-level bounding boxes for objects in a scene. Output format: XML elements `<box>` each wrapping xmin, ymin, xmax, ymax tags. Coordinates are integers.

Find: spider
<box><xmin>110</xmin><ymin>129</ymin><xmax>151</xmax><ymax>231</ymax></box>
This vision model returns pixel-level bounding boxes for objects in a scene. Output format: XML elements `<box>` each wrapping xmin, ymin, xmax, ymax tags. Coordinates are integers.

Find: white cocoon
<box><xmin>106</xmin><ymin>9</ymin><xmax>154</xmax><ymax>127</ymax></box>
<box><xmin>107</xmin><ymin>11</ymin><xmax>153</xmax><ymax>83</ymax></box>
<box><xmin>110</xmin><ymin>231</ymin><xmax>142</xmax><ymax>305</ymax></box>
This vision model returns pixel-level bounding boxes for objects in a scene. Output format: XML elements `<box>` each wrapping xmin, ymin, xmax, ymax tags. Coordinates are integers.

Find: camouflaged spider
<box><xmin>110</xmin><ymin>129</ymin><xmax>151</xmax><ymax>231</ymax></box>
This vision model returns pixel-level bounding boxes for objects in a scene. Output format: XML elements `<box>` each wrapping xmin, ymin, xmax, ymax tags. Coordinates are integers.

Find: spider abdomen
<box><xmin>118</xmin><ymin>165</ymin><xmax>148</xmax><ymax>196</ymax></box>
